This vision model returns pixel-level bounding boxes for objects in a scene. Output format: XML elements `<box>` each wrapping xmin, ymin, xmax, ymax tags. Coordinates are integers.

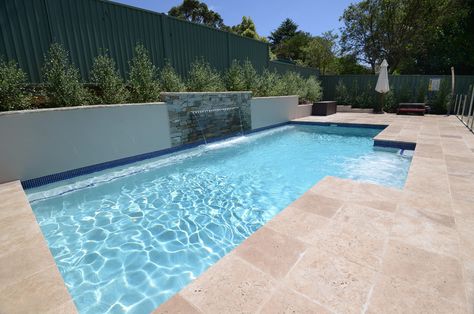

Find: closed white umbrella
<box><xmin>374</xmin><ymin>59</ymin><xmax>389</xmax><ymax>113</ymax></box>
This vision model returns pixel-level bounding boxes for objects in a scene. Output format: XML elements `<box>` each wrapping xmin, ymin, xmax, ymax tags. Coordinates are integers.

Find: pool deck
<box><xmin>1</xmin><ymin>113</ymin><xmax>474</xmax><ymax>313</ymax></box>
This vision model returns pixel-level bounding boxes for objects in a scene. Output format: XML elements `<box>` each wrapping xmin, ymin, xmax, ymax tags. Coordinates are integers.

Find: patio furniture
<box><xmin>312</xmin><ymin>101</ymin><xmax>337</xmax><ymax>116</ymax></box>
<box><xmin>397</xmin><ymin>103</ymin><xmax>426</xmax><ymax>115</ymax></box>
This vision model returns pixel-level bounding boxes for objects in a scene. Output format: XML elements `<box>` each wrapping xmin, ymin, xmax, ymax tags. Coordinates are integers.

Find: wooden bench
<box><xmin>397</xmin><ymin>103</ymin><xmax>426</xmax><ymax>115</ymax></box>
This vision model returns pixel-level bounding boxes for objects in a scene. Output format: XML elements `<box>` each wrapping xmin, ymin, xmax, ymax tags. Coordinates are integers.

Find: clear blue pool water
<box><xmin>28</xmin><ymin>124</ymin><xmax>412</xmax><ymax>314</ymax></box>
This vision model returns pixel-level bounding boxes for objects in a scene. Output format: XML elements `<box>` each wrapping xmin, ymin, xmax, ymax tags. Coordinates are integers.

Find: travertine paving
<box><xmin>157</xmin><ymin>113</ymin><xmax>474</xmax><ymax>314</ymax></box>
<box><xmin>1</xmin><ymin>113</ymin><xmax>473</xmax><ymax>313</ymax></box>
<box><xmin>0</xmin><ymin>181</ymin><xmax>76</xmax><ymax>313</ymax></box>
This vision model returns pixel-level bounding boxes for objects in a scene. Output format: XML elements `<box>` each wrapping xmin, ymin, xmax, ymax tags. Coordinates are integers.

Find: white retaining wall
<box><xmin>250</xmin><ymin>96</ymin><xmax>312</xmax><ymax>129</ymax></box>
<box><xmin>0</xmin><ymin>103</ymin><xmax>171</xmax><ymax>183</ymax></box>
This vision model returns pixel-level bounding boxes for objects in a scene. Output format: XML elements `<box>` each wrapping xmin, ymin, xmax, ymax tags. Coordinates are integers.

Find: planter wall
<box><xmin>0</xmin><ymin>103</ymin><xmax>171</xmax><ymax>183</ymax></box>
<box><xmin>251</xmin><ymin>95</ymin><xmax>308</xmax><ymax>129</ymax></box>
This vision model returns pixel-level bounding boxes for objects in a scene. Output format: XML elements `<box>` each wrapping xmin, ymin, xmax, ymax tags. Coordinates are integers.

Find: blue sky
<box><xmin>112</xmin><ymin>0</ymin><xmax>357</xmax><ymax>37</ymax></box>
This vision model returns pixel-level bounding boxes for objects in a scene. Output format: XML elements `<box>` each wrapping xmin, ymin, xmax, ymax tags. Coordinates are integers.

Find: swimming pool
<box><xmin>28</xmin><ymin>124</ymin><xmax>412</xmax><ymax>313</ymax></box>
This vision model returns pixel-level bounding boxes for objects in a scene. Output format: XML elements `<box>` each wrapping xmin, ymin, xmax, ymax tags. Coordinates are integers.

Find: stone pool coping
<box><xmin>1</xmin><ymin>113</ymin><xmax>473</xmax><ymax>313</ymax></box>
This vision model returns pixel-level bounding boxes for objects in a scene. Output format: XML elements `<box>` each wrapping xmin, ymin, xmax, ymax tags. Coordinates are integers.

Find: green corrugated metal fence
<box><xmin>269</xmin><ymin>60</ymin><xmax>319</xmax><ymax>78</ymax></box>
<box><xmin>0</xmin><ymin>0</ymin><xmax>273</xmax><ymax>82</ymax></box>
<box><xmin>320</xmin><ymin>75</ymin><xmax>474</xmax><ymax>100</ymax></box>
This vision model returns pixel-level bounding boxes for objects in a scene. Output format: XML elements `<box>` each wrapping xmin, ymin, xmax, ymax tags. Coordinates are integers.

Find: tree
<box><xmin>168</xmin><ymin>0</ymin><xmax>227</xmax><ymax>29</ymax></box>
<box><xmin>301</xmin><ymin>32</ymin><xmax>338</xmax><ymax>74</ymax></box>
<box><xmin>232</xmin><ymin>16</ymin><xmax>265</xmax><ymax>41</ymax></box>
<box><xmin>340</xmin><ymin>0</ymin><xmax>467</xmax><ymax>73</ymax></box>
<box><xmin>274</xmin><ymin>32</ymin><xmax>311</xmax><ymax>61</ymax></box>
<box><xmin>268</xmin><ymin>18</ymin><xmax>299</xmax><ymax>49</ymax></box>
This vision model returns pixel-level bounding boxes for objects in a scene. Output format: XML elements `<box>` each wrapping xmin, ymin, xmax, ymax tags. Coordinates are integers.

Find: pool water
<box><xmin>28</xmin><ymin>124</ymin><xmax>412</xmax><ymax>313</ymax></box>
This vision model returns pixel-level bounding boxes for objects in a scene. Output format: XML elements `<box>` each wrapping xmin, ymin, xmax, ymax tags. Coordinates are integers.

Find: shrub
<box><xmin>128</xmin><ymin>44</ymin><xmax>160</xmax><ymax>102</ymax></box>
<box><xmin>225</xmin><ymin>60</ymin><xmax>246</xmax><ymax>91</ymax></box>
<box><xmin>254</xmin><ymin>69</ymin><xmax>282</xmax><ymax>97</ymax></box>
<box><xmin>90</xmin><ymin>53</ymin><xmax>129</xmax><ymax>104</ymax></box>
<box><xmin>42</xmin><ymin>43</ymin><xmax>89</xmax><ymax>106</ymax></box>
<box><xmin>416</xmin><ymin>83</ymin><xmax>427</xmax><ymax>103</ymax></box>
<box><xmin>241</xmin><ymin>60</ymin><xmax>258</xmax><ymax>92</ymax></box>
<box><xmin>430</xmin><ymin>78</ymin><xmax>450</xmax><ymax>114</ymax></box>
<box><xmin>303</xmin><ymin>76</ymin><xmax>322</xmax><ymax>103</ymax></box>
<box><xmin>382</xmin><ymin>90</ymin><xmax>398</xmax><ymax>113</ymax></box>
<box><xmin>158</xmin><ymin>61</ymin><xmax>186</xmax><ymax>92</ymax></box>
<box><xmin>280</xmin><ymin>71</ymin><xmax>306</xmax><ymax>100</ymax></box>
<box><xmin>186</xmin><ymin>58</ymin><xmax>225</xmax><ymax>92</ymax></box>
<box><xmin>0</xmin><ymin>59</ymin><xmax>31</xmax><ymax>111</ymax></box>
<box><xmin>335</xmin><ymin>80</ymin><xmax>350</xmax><ymax>105</ymax></box>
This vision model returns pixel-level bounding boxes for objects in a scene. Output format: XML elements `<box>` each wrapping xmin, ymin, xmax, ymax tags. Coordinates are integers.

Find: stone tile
<box><xmin>307</xmin><ymin>220</ymin><xmax>387</xmax><ymax>270</ymax></box>
<box><xmin>390</xmin><ymin>211</ymin><xmax>460</xmax><ymax>257</ymax></box>
<box><xmin>285</xmin><ymin>247</ymin><xmax>376</xmax><ymax>314</ymax></box>
<box><xmin>154</xmin><ymin>294</ymin><xmax>202</xmax><ymax>314</ymax></box>
<box><xmin>367</xmin><ymin>275</ymin><xmax>467</xmax><ymax>314</ymax></box>
<box><xmin>399</xmin><ymin>191</ymin><xmax>453</xmax><ymax>216</ymax></box>
<box><xmin>0</xmin><ymin>234</ymin><xmax>55</xmax><ymax>288</ymax></box>
<box><xmin>0</xmin><ymin>265</ymin><xmax>72</xmax><ymax>314</ymax></box>
<box><xmin>449</xmin><ymin>175</ymin><xmax>474</xmax><ymax>202</ymax></box>
<box><xmin>265</xmin><ymin>206</ymin><xmax>330</xmax><ymax>241</ymax></box>
<box><xmin>414</xmin><ymin>143</ymin><xmax>444</xmax><ymax>159</ymax></box>
<box><xmin>381</xmin><ymin>240</ymin><xmax>465</xmax><ymax>305</ymax></box>
<box><xmin>333</xmin><ymin>203</ymin><xmax>393</xmax><ymax>234</ymax></box>
<box><xmin>0</xmin><ymin>180</ymin><xmax>31</xmax><ymax>220</ymax></box>
<box><xmin>47</xmin><ymin>301</ymin><xmax>78</xmax><ymax>314</ymax></box>
<box><xmin>0</xmin><ymin>211</ymin><xmax>43</xmax><ymax>257</ymax></box>
<box><xmin>180</xmin><ymin>253</ymin><xmax>276</xmax><ymax>313</ymax></box>
<box><xmin>289</xmin><ymin>191</ymin><xmax>343</xmax><ymax>218</ymax></box>
<box><xmin>397</xmin><ymin>204</ymin><xmax>455</xmax><ymax>229</ymax></box>
<box><xmin>259</xmin><ymin>286</ymin><xmax>332</xmax><ymax>314</ymax></box>
<box><xmin>235</xmin><ymin>226</ymin><xmax>307</xmax><ymax>279</ymax></box>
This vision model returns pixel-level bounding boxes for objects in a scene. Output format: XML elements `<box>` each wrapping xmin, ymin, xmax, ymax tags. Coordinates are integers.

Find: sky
<box><xmin>111</xmin><ymin>0</ymin><xmax>356</xmax><ymax>37</ymax></box>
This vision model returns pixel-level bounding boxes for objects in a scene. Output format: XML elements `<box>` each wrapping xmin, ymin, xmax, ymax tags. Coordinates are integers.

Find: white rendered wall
<box><xmin>0</xmin><ymin>103</ymin><xmax>171</xmax><ymax>183</ymax></box>
<box><xmin>251</xmin><ymin>96</ymin><xmax>311</xmax><ymax>129</ymax></box>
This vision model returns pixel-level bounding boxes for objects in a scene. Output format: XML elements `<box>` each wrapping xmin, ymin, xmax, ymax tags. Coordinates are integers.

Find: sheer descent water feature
<box><xmin>162</xmin><ymin>92</ymin><xmax>252</xmax><ymax>146</ymax></box>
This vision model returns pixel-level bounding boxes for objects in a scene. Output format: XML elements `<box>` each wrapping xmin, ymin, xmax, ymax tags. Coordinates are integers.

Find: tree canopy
<box><xmin>168</xmin><ymin>0</ymin><xmax>226</xmax><ymax>29</ymax></box>
<box><xmin>268</xmin><ymin>18</ymin><xmax>299</xmax><ymax>49</ymax></box>
<box><xmin>340</xmin><ymin>0</ymin><xmax>474</xmax><ymax>74</ymax></box>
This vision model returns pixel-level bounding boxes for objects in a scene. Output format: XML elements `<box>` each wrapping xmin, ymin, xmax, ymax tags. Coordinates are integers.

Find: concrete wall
<box><xmin>250</xmin><ymin>96</ymin><xmax>311</xmax><ymax>129</ymax></box>
<box><xmin>0</xmin><ymin>103</ymin><xmax>171</xmax><ymax>183</ymax></box>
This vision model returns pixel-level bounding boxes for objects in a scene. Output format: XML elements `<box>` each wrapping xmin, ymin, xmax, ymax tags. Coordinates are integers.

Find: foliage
<box><xmin>303</xmin><ymin>76</ymin><xmax>323</xmax><ymax>102</ymax></box>
<box><xmin>430</xmin><ymin>78</ymin><xmax>451</xmax><ymax>114</ymax></box>
<box><xmin>186</xmin><ymin>58</ymin><xmax>225</xmax><ymax>92</ymax></box>
<box><xmin>274</xmin><ymin>32</ymin><xmax>311</xmax><ymax>61</ymax></box>
<box><xmin>158</xmin><ymin>61</ymin><xmax>186</xmax><ymax>92</ymax></box>
<box><xmin>301</xmin><ymin>32</ymin><xmax>338</xmax><ymax>75</ymax></box>
<box><xmin>231</xmin><ymin>16</ymin><xmax>266</xmax><ymax>41</ymax></box>
<box><xmin>225</xmin><ymin>60</ymin><xmax>246</xmax><ymax>91</ymax></box>
<box><xmin>333</xmin><ymin>55</ymin><xmax>372</xmax><ymax>74</ymax></box>
<box><xmin>254</xmin><ymin>70</ymin><xmax>283</xmax><ymax>97</ymax></box>
<box><xmin>42</xmin><ymin>43</ymin><xmax>89</xmax><ymax>107</ymax></box>
<box><xmin>268</xmin><ymin>18</ymin><xmax>299</xmax><ymax>50</ymax></box>
<box><xmin>128</xmin><ymin>44</ymin><xmax>161</xmax><ymax>103</ymax></box>
<box><xmin>0</xmin><ymin>59</ymin><xmax>31</xmax><ymax>111</ymax></box>
<box><xmin>382</xmin><ymin>90</ymin><xmax>398</xmax><ymax>112</ymax></box>
<box><xmin>90</xmin><ymin>53</ymin><xmax>129</xmax><ymax>104</ymax></box>
<box><xmin>335</xmin><ymin>80</ymin><xmax>350</xmax><ymax>105</ymax></box>
<box><xmin>168</xmin><ymin>0</ymin><xmax>227</xmax><ymax>29</ymax></box>
<box><xmin>339</xmin><ymin>0</ymin><xmax>467</xmax><ymax>74</ymax></box>
<box><xmin>279</xmin><ymin>71</ymin><xmax>306</xmax><ymax>99</ymax></box>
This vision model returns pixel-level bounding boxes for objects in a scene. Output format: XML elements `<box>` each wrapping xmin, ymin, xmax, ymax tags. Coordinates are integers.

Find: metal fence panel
<box><xmin>269</xmin><ymin>61</ymin><xmax>320</xmax><ymax>78</ymax></box>
<box><xmin>320</xmin><ymin>75</ymin><xmax>474</xmax><ymax>101</ymax></box>
<box><xmin>0</xmin><ymin>0</ymin><xmax>279</xmax><ymax>82</ymax></box>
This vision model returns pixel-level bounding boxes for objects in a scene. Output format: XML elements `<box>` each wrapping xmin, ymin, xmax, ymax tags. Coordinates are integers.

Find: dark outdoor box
<box><xmin>312</xmin><ymin>101</ymin><xmax>337</xmax><ymax>116</ymax></box>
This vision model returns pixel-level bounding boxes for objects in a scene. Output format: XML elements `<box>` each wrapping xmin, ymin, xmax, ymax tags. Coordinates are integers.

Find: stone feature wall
<box><xmin>162</xmin><ymin>92</ymin><xmax>252</xmax><ymax>146</ymax></box>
